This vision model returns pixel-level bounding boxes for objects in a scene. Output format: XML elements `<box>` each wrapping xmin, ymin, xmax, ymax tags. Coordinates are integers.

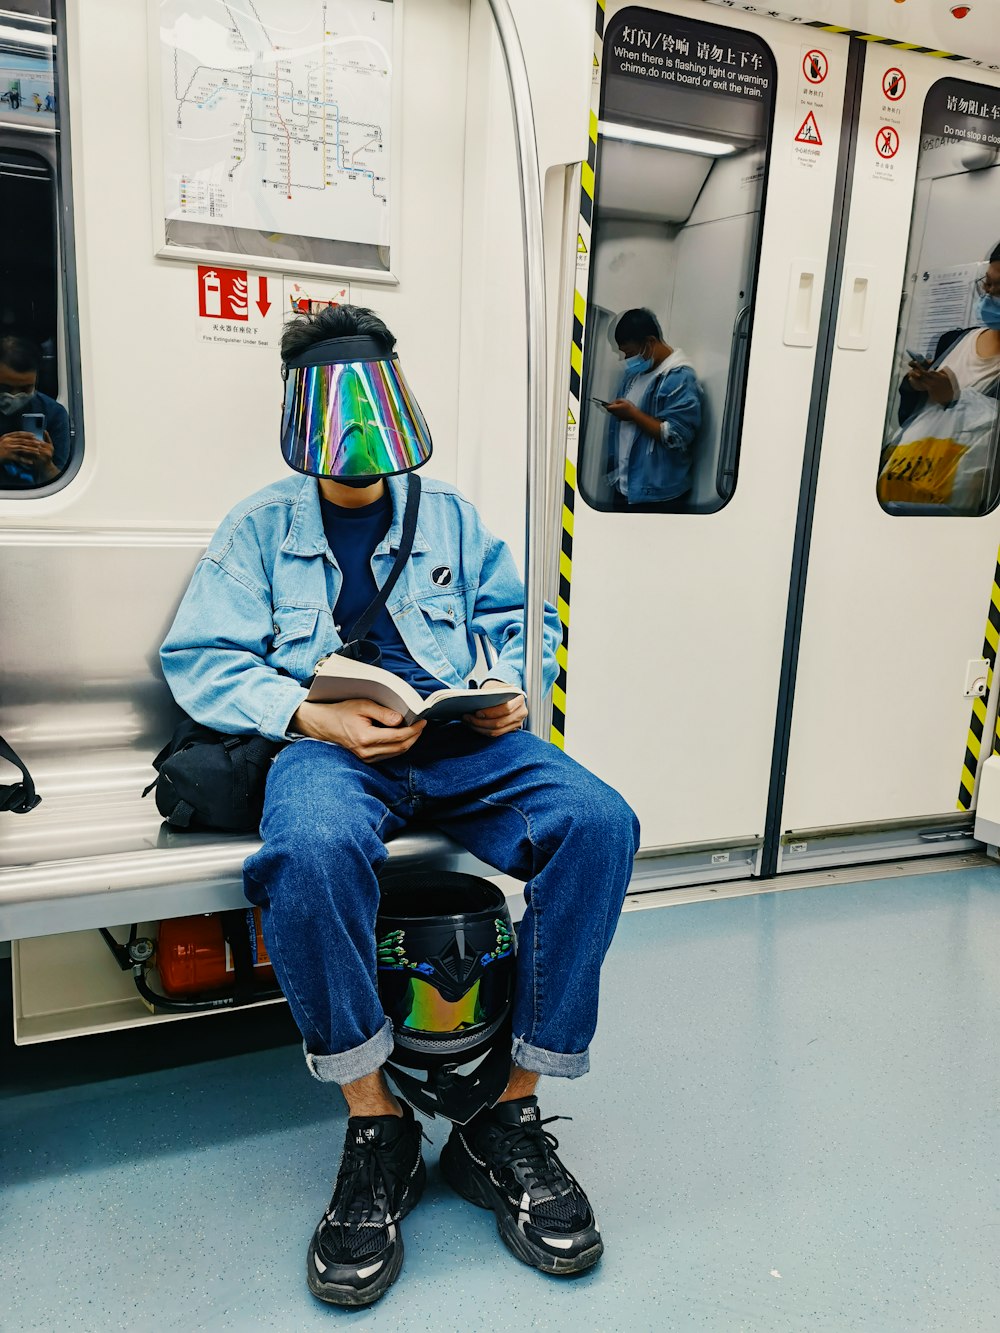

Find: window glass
<box><xmin>0</xmin><ymin>1</ymin><xmax>76</xmax><ymax>494</ymax></box>
<box><xmin>878</xmin><ymin>77</ymin><xmax>1000</xmax><ymax>517</ymax></box>
<box><xmin>578</xmin><ymin>7</ymin><xmax>775</xmax><ymax>514</ymax></box>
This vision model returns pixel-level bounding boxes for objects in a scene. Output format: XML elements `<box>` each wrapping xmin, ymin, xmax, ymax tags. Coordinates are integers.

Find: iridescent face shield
<box><xmin>280</xmin><ymin>335</ymin><xmax>433</xmax><ymax>480</ymax></box>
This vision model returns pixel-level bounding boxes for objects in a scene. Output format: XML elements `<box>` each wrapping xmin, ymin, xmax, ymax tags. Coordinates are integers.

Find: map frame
<box><xmin>147</xmin><ymin>0</ymin><xmax>402</xmax><ymax>284</ymax></box>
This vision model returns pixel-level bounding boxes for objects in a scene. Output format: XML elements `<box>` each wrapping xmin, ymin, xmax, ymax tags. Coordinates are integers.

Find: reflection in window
<box><xmin>0</xmin><ymin>331</ymin><xmax>69</xmax><ymax>488</ymax></box>
<box><xmin>578</xmin><ymin>8</ymin><xmax>775</xmax><ymax>515</ymax></box>
<box><xmin>0</xmin><ymin>3</ymin><xmax>76</xmax><ymax>493</ymax></box>
<box><xmin>878</xmin><ymin>78</ymin><xmax>1000</xmax><ymax>517</ymax></box>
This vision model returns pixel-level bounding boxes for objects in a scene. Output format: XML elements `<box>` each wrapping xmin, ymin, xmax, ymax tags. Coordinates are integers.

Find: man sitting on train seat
<box><xmin>604</xmin><ymin>306</ymin><xmax>702</xmax><ymax>511</ymax></box>
<box><xmin>160</xmin><ymin>303</ymin><xmax>639</xmax><ymax>1308</ymax></box>
<box><xmin>899</xmin><ymin>248</ymin><xmax>1000</xmax><ymax>426</ymax></box>
<box><xmin>0</xmin><ymin>334</ymin><xmax>70</xmax><ymax>489</ymax></box>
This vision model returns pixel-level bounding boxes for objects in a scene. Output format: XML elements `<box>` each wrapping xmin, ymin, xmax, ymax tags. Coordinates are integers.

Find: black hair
<box><xmin>614</xmin><ymin>308</ymin><xmax>662</xmax><ymax>346</ymax></box>
<box><xmin>0</xmin><ymin>334</ymin><xmax>41</xmax><ymax>375</ymax></box>
<box><xmin>280</xmin><ymin>303</ymin><xmax>396</xmax><ymax>361</ymax></box>
<box><xmin>989</xmin><ymin>242</ymin><xmax>1000</xmax><ymax>265</ymax></box>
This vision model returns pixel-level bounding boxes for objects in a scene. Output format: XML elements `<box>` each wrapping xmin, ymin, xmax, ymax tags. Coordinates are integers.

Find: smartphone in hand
<box><xmin>21</xmin><ymin>413</ymin><xmax>45</xmax><ymax>440</ymax></box>
<box><xmin>905</xmin><ymin>349</ymin><xmax>929</xmax><ymax>367</ymax></box>
<box><xmin>590</xmin><ymin>396</ymin><xmax>610</xmax><ymax>409</ymax></box>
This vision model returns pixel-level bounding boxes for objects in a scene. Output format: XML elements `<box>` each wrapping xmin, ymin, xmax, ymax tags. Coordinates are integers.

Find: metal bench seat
<box><xmin>0</xmin><ymin>771</ymin><xmax>485</xmax><ymax>946</ymax></box>
<box><xmin>0</xmin><ymin>536</ymin><xmax>488</xmax><ymax>943</ymax></box>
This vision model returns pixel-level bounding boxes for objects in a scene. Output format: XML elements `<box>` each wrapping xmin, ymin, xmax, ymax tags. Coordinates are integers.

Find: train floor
<box><xmin>2</xmin><ymin>859</ymin><xmax>999</xmax><ymax>1332</ymax></box>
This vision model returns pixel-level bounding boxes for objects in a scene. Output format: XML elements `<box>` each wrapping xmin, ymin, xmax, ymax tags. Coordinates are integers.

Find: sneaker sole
<box><xmin>307</xmin><ymin>1237</ymin><xmax>404</xmax><ymax>1307</ymax></box>
<box><xmin>306</xmin><ymin>1156</ymin><xmax>426</xmax><ymax>1307</ymax></box>
<box><xmin>440</xmin><ymin>1140</ymin><xmax>603</xmax><ymax>1277</ymax></box>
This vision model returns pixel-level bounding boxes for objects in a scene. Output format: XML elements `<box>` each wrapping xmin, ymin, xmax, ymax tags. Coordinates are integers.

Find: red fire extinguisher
<box><xmin>99</xmin><ymin>909</ymin><xmax>282</xmax><ymax>1013</ymax></box>
<box><xmin>157</xmin><ymin>909</ymin><xmax>276</xmax><ymax>995</ymax></box>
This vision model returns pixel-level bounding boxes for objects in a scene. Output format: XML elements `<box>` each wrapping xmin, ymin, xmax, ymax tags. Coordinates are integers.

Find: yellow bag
<box><xmin>877</xmin><ymin>435</ymin><xmax>968</xmax><ymax>506</ymax></box>
<box><xmin>879</xmin><ymin>390</ymin><xmax>998</xmax><ymax>512</ymax></box>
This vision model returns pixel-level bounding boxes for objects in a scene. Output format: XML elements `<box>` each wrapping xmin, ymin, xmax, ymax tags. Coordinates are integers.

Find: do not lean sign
<box><xmin>876</xmin><ymin>125</ymin><xmax>900</xmax><ymax>159</ymax></box>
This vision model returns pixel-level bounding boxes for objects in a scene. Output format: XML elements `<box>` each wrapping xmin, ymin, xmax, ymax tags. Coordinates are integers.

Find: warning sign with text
<box><xmin>923</xmin><ymin>76</ymin><xmax>1000</xmax><ymax>151</ymax></box>
<box><xmin>195</xmin><ymin>266</ymin><xmax>279</xmax><ymax>349</ymax></box>
<box><xmin>604</xmin><ymin>10</ymin><xmax>774</xmax><ymax>109</ymax></box>
<box><xmin>792</xmin><ymin>42</ymin><xmax>832</xmax><ymax>171</ymax></box>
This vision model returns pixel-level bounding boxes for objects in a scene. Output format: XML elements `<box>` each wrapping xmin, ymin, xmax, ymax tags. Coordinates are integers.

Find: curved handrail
<box><xmin>482</xmin><ymin>0</ymin><xmax>550</xmax><ymax>738</ymax></box>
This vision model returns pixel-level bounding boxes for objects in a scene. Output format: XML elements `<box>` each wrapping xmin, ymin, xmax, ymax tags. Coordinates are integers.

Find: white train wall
<box><xmin>5</xmin><ymin>0</ymin><xmax>1000</xmax><ymax>878</ymax></box>
<box><xmin>0</xmin><ymin>0</ymin><xmax>592</xmax><ymax>549</ymax></box>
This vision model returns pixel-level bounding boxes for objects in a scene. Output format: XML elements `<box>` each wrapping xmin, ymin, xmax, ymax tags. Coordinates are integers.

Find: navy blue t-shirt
<box><xmin>320</xmin><ymin>490</ymin><xmax>445</xmax><ymax>697</ymax></box>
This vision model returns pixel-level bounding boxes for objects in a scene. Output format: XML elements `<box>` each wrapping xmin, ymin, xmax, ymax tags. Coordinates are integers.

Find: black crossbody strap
<box><xmin>342</xmin><ymin>474</ymin><xmax>422</xmax><ymax>650</ymax></box>
<box><xmin>0</xmin><ymin>732</ymin><xmax>41</xmax><ymax>814</ymax></box>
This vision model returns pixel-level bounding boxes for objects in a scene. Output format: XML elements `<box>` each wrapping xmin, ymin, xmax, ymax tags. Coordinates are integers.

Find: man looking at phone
<box><xmin>601</xmin><ymin>307</ymin><xmax>702</xmax><ymax>510</ymax></box>
<box><xmin>899</xmin><ymin>248</ymin><xmax>1000</xmax><ymax>425</ymax></box>
<box><xmin>0</xmin><ymin>334</ymin><xmax>69</xmax><ymax>489</ymax></box>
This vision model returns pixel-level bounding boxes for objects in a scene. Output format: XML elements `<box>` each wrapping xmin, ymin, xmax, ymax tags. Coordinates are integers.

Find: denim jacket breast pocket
<box><xmin>416</xmin><ymin>593</ymin><xmax>473</xmax><ymax>675</ymax></box>
<box><xmin>269</xmin><ymin>607</ymin><xmax>327</xmax><ymax>680</ymax></box>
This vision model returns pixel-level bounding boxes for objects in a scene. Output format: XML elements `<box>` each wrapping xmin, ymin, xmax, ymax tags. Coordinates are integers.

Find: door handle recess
<box><xmin>783</xmin><ymin>261</ymin><xmax>822</xmax><ymax>348</ymax></box>
<box><xmin>837</xmin><ymin>265</ymin><xmax>876</xmax><ymax>351</ymax></box>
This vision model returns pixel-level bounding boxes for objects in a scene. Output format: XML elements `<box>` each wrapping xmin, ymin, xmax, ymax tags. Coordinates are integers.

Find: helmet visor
<box><xmin>402</xmin><ymin>975</ymin><xmax>486</xmax><ymax>1033</ymax></box>
<box><xmin>380</xmin><ymin>964</ymin><xmax>511</xmax><ymax>1038</ymax></box>
<box><xmin>280</xmin><ymin>355</ymin><xmax>432</xmax><ymax>479</ymax></box>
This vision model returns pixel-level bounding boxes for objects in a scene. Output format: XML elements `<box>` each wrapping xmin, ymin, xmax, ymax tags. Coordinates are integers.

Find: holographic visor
<box><xmin>280</xmin><ymin>335</ymin><xmax>433</xmax><ymax>479</ymax></box>
<box><xmin>378</xmin><ymin>965</ymin><xmax>511</xmax><ymax>1039</ymax></box>
<box><xmin>402</xmin><ymin>976</ymin><xmax>485</xmax><ymax>1033</ymax></box>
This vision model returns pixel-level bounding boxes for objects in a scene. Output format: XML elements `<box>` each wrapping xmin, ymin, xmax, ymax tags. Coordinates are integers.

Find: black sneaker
<box><xmin>307</xmin><ymin>1102</ymin><xmax>426</xmax><ymax>1307</ymax></box>
<box><xmin>440</xmin><ymin>1096</ymin><xmax>603</xmax><ymax>1275</ymax></box>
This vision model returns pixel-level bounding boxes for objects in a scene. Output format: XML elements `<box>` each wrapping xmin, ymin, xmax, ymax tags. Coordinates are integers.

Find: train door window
<box><xmin>878</xmin><ymin>78</ymin><xmax>1000</xmax><ymax>517</ymax></box>
<box><xmin>0</xmin><ymin>2</ymin><xmax>78</xmax><ymax>495</ymax></box>
<box><xmin>577</xmin><ymin>7</ymin><xmax>775</xmax><ymax>515</ymax></box>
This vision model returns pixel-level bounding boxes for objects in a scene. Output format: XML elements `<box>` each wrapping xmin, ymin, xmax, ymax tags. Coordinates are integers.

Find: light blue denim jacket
<box><xmin>605</xmin><ymin>353</ymin><xmax>702</xmax><ymax>503</ymax></box>
<box><xmin>160</xmin><ymin>473</ymin><xmax>561</xmax><ymax>742</ymax></box>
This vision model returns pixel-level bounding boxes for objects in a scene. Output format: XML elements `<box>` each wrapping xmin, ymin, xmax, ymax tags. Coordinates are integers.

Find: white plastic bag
<box><xmin>878</xmin><ymin>388</ymin><xmax>999</xmax><ymax>512</ymax></box>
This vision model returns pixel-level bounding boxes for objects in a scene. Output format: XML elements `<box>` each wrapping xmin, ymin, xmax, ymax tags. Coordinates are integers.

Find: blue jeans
<box><xmin>243</xmin><ymin>726</ymin><xmax>640</xmax><ymax>1085</ymax></box>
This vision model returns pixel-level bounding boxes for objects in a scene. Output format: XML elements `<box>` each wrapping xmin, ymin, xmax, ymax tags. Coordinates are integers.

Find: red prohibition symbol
<box><xmin>803</xmin><ymin>49</ymin><xmax>828</xmax><ymax>83</ymax></box>
<box><xmin>876</xmin><ymin>125</ymin><xmax>900</xmax><ymax>158</ymax></box>
<box><xmin>883</xmin><ymin>67</ymin><xmax>906</xmax><ymax>100</ymax></box>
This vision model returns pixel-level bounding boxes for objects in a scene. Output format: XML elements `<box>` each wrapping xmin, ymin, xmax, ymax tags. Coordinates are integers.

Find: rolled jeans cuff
<box><xmin>303</xmin><ymin>1019</ymin><xmax>394</xmax><ymax>1086</ymax></box>
<box><xmin>512</xmin><ymin>1035</ymin><xmax>590</xmax><ymax>1079</ymax></box>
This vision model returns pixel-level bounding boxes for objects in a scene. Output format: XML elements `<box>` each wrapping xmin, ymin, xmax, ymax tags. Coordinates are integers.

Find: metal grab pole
<box><xmin>482</xmin><ymin>0</ymin><xmax>550</xmax><ymax>738</ymax></box>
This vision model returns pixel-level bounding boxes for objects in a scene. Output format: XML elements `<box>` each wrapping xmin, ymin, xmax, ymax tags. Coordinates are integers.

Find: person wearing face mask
<box><xmin>603</xmin><ymin>307</ymin><xmax>702</xmax><ymax>510</ymax></box>
<box><xmin>0</xmin><ymin>334</ymin><xmax>70</xmax><ymax>489</ymax></box>
<box><xmin>160</xmin><ymin>303</ymin><xmax>640</xmax><ymax>1307</ymax></box>
<box><xmin>899</xmin><ymin>247</ymin><xmax>1000</xmax><ymax>426</ymax></box>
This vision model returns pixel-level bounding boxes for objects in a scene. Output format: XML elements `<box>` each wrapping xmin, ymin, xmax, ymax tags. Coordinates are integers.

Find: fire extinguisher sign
<box><xmin>196</xmin><ymin>264</ymin><xmax>276</xmax><ymax>349</ymax></box>
<box><xmin>195</xmin><ymin>267</ymin><xmax>352</xmax><ymax>348</ymax></box>
<box><xmin>198</xmin><ymin>265</ymin><xmax>250</xmax><ymax>320</ymax></box>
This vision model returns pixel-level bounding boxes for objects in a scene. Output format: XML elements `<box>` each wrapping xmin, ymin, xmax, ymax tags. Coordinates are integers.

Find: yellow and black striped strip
<box><xmin>550</xmin><ymin>456</ymin><xmax>576</xmax><ymax>743</ymax></box>
<box><xmin>957</xmin><ymin>547</ymin><xmax>1000</xmax><ymax>810</ymax></box>
<box><xmin>699</xmin><ymin>0</ymin><xmax>979</xmax><ymax>65</ymax></box>
<box><xmin>550</xmin><ymin>0</ymin><xmax>603</xmax><ymax>751</ymax></box>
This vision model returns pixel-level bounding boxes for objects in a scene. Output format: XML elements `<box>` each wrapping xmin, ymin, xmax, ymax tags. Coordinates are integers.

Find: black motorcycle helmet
<box><xmin>376</xmin><ymin>870</ymin><xmax>516</xmax><ymax>1124</ymax></box>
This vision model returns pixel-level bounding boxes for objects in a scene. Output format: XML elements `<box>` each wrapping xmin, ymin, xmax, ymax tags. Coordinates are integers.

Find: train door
<box><xmin>562</xmin><ymin>2</ymin><xmax>850</xmax><ymax>866</ymax></box>
<box><xmin>779</xmin><ymin>50</ymin><xmax>1000</xmax><ymax>868</ymax></box>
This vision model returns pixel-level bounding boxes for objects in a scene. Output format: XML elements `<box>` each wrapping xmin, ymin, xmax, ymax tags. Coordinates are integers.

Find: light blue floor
<box><xmin>2</xmin><ymin>865</ymin><xmax>999</xmax><ymax>1332</ymax></box>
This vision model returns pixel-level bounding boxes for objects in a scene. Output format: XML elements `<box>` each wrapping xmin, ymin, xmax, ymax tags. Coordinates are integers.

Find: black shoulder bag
<box><xmin>0</xmin><ymin>733</ymin><xmax>41</xmax><ymax>814</ymax></box>
<box><xmin>145</xmin><ymin>475</ymin><xmax>422</xmax><ymax>833</ymax></box>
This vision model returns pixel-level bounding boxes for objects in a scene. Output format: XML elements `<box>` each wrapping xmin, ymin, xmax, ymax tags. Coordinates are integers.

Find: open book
<box><xmin>306</xmin><ymin>654</ymin><xmax>524</xmax><ymax>725</ymax></box>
